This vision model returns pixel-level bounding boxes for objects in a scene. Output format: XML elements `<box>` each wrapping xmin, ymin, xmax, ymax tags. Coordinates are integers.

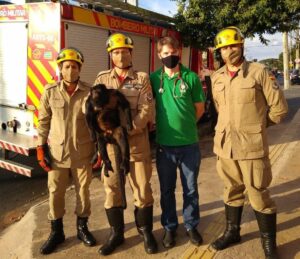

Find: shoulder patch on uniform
<box><xmin>265</xmin><ymin>71</ymin><xmax>280</xmax><ymax>89</ymax></box>
<box><xmin>268</xmin><ymin>73</ymin><xmax>276</xmax><ymax>81</ymax></box>
<box><xmin>136</xmin><ymin>71</ymin><xmax>149</xmax><ymax>79</ymax></box>
<box><xmin>44</xmin><ymin>82</ymin><xmax>58</xmax><ymax>90</ymax></box>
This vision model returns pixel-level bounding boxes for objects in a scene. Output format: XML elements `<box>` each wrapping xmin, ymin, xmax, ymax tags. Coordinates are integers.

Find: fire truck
<box><xmin>0</xmin><ymin>0</ymin><xmax>215</xmax><ymax>177</ymax></box>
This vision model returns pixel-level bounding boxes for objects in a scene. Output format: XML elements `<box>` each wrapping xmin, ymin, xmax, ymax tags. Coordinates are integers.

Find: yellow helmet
<box><xmin>56</xmin><ymin>48</ymin><xmax>84</xmax><ymax>65</ymax></box>
<box><xmin>214</xmin><ymin>26</ymin><xmax>244</xmax><ymax>50</ymax></box>
<box><xmin>106</xmin><ymin>33</ymin><xmax>134</xmax><ymax>52</ymax></box>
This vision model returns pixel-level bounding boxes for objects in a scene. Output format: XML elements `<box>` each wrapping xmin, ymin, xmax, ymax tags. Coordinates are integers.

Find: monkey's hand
<box><xmin>103</xmin><ymin>159</ymin><xmax>113</xmax><ymax>177</ymax></box>
<box><xmin>126</xmin><ymin>122</ymin><xmax>133</xmax><ymax>133</ymax></box>
<box><xmin>91</xmin><ymin>152</ymin><xmax>102</xmax><ymax>170</ymax></box>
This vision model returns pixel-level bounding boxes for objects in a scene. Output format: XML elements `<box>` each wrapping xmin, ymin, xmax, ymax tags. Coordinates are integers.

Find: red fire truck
<box><xmin>0</xmin><ymin>1</ymin><xmax>215</xmax><ymax>177</ymax></box>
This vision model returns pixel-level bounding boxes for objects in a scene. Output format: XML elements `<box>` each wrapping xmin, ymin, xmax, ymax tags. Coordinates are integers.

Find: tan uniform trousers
<box><xmin>216</xmin><ymin>156</ymin><xmax>276</xmax><ymax>214</ymax></box>
<box><xmin>48</xmin><ymin>164</ymin><xmax>93</xmax><ymax>220</ymax></box>
<box><xmin>103</xmin><ymin>147</ymin><xmax>153</xmax><ymax>209</ymax></box>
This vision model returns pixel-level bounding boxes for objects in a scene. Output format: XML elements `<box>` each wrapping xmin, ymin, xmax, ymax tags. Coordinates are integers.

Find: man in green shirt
<box><xmin>150</xmin><ymin>36</ymin><xmax>206</xmax><ymax>248</ymax></box>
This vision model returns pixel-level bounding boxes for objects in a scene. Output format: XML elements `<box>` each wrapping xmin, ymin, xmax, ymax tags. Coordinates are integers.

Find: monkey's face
<box><xmin>90</xmin><ymin>84</ymin><xmax>110</xmax><ymax>112</ymax></box>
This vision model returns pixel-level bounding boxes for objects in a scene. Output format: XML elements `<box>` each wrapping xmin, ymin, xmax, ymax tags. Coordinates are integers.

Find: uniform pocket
<box><xmin>50</xmin><ymin>99</ymin><xmax>65</xmax><ymax>118</ymax></box>
<box><xmin>120</xmin><ymin>88</ymin><xmax>140</xmax><ymax>110</ymax></box>
<box><xmin>237</xmin><ymin>83</ymin><xmax>256</xmax><ymax>104</ymax></box>
<box><xmin>252</xmin><ymin>158</ymin><xmax>272</xmax><ymax>189</ymax></box>
<box><xmin>213</xmin><ymin>83</ymin><xmax>226</xmax><ymax>105</ymax></box>
<box><xmin>240</xmin><ymin>124</ymin><xmax>263</xmax><ymax>152</ymax></box>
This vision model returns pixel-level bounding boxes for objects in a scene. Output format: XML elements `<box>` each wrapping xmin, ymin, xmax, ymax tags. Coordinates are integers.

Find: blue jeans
<box><xmin>156</xmin><ymin>143</ymin><xmax>201</xmax><ymax>231</ymax></box>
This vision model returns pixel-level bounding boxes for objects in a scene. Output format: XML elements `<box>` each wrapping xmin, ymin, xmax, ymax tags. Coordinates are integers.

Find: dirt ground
<box><xmin>0</xmin><ymin>155</ymin><xmax>48</xmax><ymax>231</ymax></box>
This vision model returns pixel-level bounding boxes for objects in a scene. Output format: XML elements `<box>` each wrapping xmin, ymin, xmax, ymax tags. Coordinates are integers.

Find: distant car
<box><xmin>290</xmin><ymin>69</ymin><xmax>300</xmax><ymax>85</ymax></box>
<box><xmin>276</xmin><ymin>73</ymin><xmax>284</xmax><ymax>86</ymax></box>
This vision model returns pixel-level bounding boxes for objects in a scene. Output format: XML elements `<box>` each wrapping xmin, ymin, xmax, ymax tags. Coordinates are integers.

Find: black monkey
<box><xmin>85</xmin><ymin>84</ymin><xmax>133</xmax><ymax>177</ymax></box>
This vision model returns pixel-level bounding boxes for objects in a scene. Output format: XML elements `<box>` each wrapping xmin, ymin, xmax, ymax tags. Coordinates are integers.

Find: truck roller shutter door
<box><xmin>128</xmin><ymin>34</ymin><xmax>150</xmax><ymax>73</ymax></box>
<box><xmin>65</xmin><ymin>23</ymin><xmax>109</xmax><ymax>83</ymax></box>
<box><xmin>0</xmin><ymin>22</ymin><xmax>27</xmax><ymax>106</ymax></box>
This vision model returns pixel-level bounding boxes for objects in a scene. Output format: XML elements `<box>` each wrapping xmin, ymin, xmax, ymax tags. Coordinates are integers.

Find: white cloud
<box><xmin>244</xmin><ymin>32</ymin><xmax>283</xmax><ymax>60</ymax></box>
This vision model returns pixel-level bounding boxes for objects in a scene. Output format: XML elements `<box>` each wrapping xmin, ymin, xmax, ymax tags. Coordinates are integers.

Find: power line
<box><xmin>245</xmin><ymin>44</ymin><xmax>282</xmax><ymax>48</ymax></box>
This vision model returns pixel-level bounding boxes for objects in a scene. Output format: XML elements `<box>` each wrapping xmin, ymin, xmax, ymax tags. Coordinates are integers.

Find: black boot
<box><xmin>254</xmin><ymin>211</ymin><xmax>278</xmax><ymax>259</ymax></box>
<box><xmin>135</xmin><ymin>206</ymin><xmax>158</xmax><ymax>254</ymax></box>
<box><xmin>187</xmin><ymin>228</ymin><xmax>203</xmax><ymax>246</ymax></box>
<box><xmin>163</xmin><ymin>229</ymin><xmax>176</xmax><ymax>248</ymax></box>
<box><xmin>98</xmin><ymin>207</ymin><xmax>125</xmax><ymax>256</ymax></box>
<box><xmin>77</xmin><ymin>217</ymin><xmax>96</xmax><ymax>246</ymax></box>
<box><xmin>40</xmin><ymin>218</ymin><xmax>65</xmax><ymax>255</ymax></box>
<box><xmin>211</xmin><ymin>204</ymin><xmax>243</xmax><ymax>250</ymax></box>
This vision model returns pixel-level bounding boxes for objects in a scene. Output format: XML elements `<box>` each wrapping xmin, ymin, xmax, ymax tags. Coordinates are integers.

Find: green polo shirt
<box><xmin>150</xmin><ymin>64</ymin><xmax>206</xmax><ymax>146</ymax></box>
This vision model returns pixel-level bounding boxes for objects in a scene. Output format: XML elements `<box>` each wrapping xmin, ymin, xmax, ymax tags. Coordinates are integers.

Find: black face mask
<box><xmin>161</xmin><ymin>55</ymin><xmax>180</xmax><ymax>69</ymax></box>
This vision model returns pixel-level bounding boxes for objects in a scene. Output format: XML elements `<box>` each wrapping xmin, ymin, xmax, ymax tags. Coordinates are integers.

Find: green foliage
<box><xmin>174</xmin><ymin>0</ymin><xmax>300</xmax><ymax>50</ymax></box>
<box><xmin>279</xmin><ymin>45</ymin><xmax>298</xmax><ymax>68</ymax></box>
<box><xmin>259</xmin><ymin>58</ymin><xmax>283</xmax><ymax>70</ymax></box>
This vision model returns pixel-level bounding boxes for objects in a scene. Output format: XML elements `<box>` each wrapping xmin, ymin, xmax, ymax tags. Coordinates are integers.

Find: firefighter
<box><xmin>210</xmin><ymin>27</ymin><xmax>288</xmax><ymax>259</ymax></box>
<box><xmin>37</xmin><ymin>48</ymin><xmax>96</xmax><ymax>254</ymax></box>
<box><xmin>94</xmin><ymin>33</ymin><xmax>158</xmax><ymax>255</ymax></box>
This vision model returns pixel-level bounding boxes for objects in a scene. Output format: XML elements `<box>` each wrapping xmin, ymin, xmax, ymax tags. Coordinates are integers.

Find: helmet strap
<box><xmin>63</xmin><ymin>77</ymin><xmax>80</xmax><ymax>84</ymax></box>
<box><xmin>114</xmin><ymin>64</ymin><xmax>132</xmax><ymax>70</ymax></box>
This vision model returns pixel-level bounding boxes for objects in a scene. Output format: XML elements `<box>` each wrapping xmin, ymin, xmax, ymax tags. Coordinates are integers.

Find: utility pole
<box><xmin>283</xmin><ymin>32</ymin><xmax>290</xmax><ymax>90</ymax></box>
<box><xmin>289</xmin><ymin>33</ymin><xmax>294</xmax><ymax>70</ymax></box>
<box><xmin>296</xmin><ymin>28</ymin><xmax>300</xmax><ymax>70</ymax></box>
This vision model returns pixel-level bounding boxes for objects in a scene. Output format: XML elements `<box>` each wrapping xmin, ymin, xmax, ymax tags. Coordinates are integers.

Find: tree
<box><xmin>259</xmin><ymin>58</ymin><xmax>283</xmax><ymax>70</ymax></box>
<box><xmin>174</xmin><ymin>0</ymin><xmax>300</xmax><ymax>50</ymax></box>
<box><xmin>279</xmin><ymin>44</ymin><xmax>297</xmax><ymax>68</ymax></box>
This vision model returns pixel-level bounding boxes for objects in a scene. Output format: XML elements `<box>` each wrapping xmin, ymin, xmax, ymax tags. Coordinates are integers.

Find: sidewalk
<box><xmin>0</xmin><ymin>85</ymin><xmax>300</xmax><ymax>259</ymax></box>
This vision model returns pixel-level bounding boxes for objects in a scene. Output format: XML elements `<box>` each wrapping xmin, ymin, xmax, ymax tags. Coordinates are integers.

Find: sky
<box><xmin>139</xmin><ymin>0</ymin><xmax>284</xmax><ymax>61</ymax></box>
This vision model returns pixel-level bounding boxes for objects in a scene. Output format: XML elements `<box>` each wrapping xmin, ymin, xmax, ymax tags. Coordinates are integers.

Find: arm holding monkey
<box><xmin>129</xmin><ymin>73</ymin><xmax>153</xmax><ymax>136</ymax></box>
<box><xmin>115</xmin><ymin>91</ymin><xmax>133</xmax><ymax>132</ymax></box>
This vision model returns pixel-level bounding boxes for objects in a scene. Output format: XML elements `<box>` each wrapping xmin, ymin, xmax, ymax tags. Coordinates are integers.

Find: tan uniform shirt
<box><xmin>211</xmin><ymin>60</ymin><xmax>288</xmax><ymax>160</ymax></box>
<box><xmin>37</xmin><ymin>80</ymin><xmax>94</xmax><ymax>168</ymax></box>
<box><xmin>94</xmin><ymin>67</ymin><xmax>153</xmax><ymax>161</ymax></box>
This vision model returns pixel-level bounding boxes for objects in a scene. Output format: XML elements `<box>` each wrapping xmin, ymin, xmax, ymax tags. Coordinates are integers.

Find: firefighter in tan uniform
<box><xmin>94</xmin><ymin>33</ymin><xmax>158</xmax><ymax>255</ymax></box>
<box><xmin>37</xmin><ymin>48</ymin><xmax>96</xmax><ymax>255</ymax></box>
<box><xmin>210</xmin><ymin>27</ymin><xmax>288</xmax><ymax>259</ymax></box>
